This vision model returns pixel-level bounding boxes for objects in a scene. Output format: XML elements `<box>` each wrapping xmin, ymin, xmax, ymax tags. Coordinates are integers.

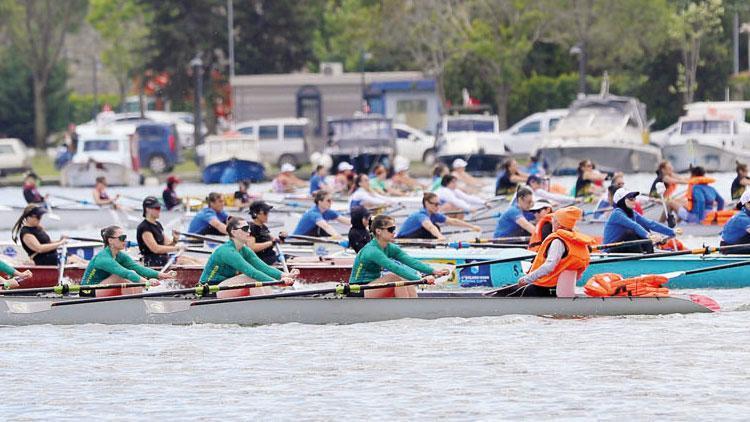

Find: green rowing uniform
<box><xmin>0</xmin><ymin>260</ymin><xmax>15</xmax><ymax>277</ymax></box>
<box><xmin>199</xmin><ymin>240</ymin><xmax>282</xmax><ymax>285</ymax></box>
<box><xmin>349</xmin><ymin>239</ymin><xmax>434</xmax><ymax>284</ymax></box>
<box><xmin>82</xmin><ymin>247</ymin><xmax>159</xmax><ymax>285</ymax></box>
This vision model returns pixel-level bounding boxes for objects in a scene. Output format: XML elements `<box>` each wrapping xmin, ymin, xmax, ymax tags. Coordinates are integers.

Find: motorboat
<box><xmin>660</xmin><ymin>101</ymin><xmax>750</xmax><ymax>172</ymax></box>
<box><xmin>199</xmin><ymin>133</ymin><xmax>265</xmax><ymax>183</ymax></box>
<box><xmin>435</xmin><ymin>108</ymin><xmax>508</xmax><ymax>173</ymax></box>
<box><xmin>60</xmin><ymin>126</ymin><xmax>141</xmax><ymax>186</ymax></box>
<box><xmin>535</xmin><ymin>80</ymin><xmax>661</xmax><ymax>174</ymax></box>
<box><xmin>323</xmin><ymin>114</ymin><xmax>396</xmax><ymax>173</ymax></box>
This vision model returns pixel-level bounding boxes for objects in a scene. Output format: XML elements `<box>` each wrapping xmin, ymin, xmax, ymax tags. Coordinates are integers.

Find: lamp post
<box><xmin>570</xmin><ymin>43</ymin><xmax>586</xmax><ymax>95</ymax></box>
<box><xmin>190</xmin><ymin>53</ymin><xmax>204</xmax><ymax>146</ymax></box>
<box><xmin>359</xmin><ymin>50</ymin><xmax>372</xmax><ymax>111</ymax></box>
<box><xmin>227</xmin><ymin>0</ymin><xmax>235</xmax><ymax>124</ymax></box>
<box><xmin>92</xmin><ymin>57</ymin><xmax>100</xmax><ymax>119</ymax></box>
<box><xmin>742</xmin><ymin>23</ymin><xmax>750</xmax><ymax>72</ymax></box>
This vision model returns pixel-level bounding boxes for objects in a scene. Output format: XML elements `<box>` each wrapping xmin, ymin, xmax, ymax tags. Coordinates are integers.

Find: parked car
<box><xmin>0</xmin><ymin>138</ymin><xmax>31</xmax><ymax>176</ymax></box>
<box><xmin>499</xmin><ymin>109</ymin><xmax>568</xmax><ymax>156</ymax></box>
<box><xmin>393</xmin><ymin>123</ymin><xmax>436</xmax><ymax>164</ymax></box>
<box><xmin>234</xmin><ymin>118</ymin><xmax>310</xmax><ymax>168</ymax></box>
<box><xmin>136</xmin><ymin>122</ymin><xmax>181</xmax><ymax>173</ymax></box>
<box><xmin>145</xmin><ymin>111</ymin><xmax>206</xmax><ymax>148</ymax></box>
<box><xmin>325</xmin><ymin>115</ymin><xmax>395</xmax><ymax>173</ymax></box>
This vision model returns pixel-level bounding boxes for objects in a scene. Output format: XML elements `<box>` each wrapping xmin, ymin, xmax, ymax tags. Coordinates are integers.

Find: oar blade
<box><xmin>661</xmin><ymin>271</ymin><xmax>686</xmax><ymax>280</ymax></box>
<box><xmin>4</xmin><ymin>300</ymin><xmax>53</xmax><ymax>314</ymax></box>
<box><xmin>144</xmin><ymin>299</ymin><xmax>192</xmax><ymax>314</ymax></box>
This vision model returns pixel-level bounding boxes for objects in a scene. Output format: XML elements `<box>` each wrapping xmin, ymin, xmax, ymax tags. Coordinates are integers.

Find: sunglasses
<box><xmin>111</xmin><ymin>234</ymin><xmax>127</xmax><ymax>242</ymax></box>
<box><xmin>427</xmin><ymin>201</ymin><xmax>439</xmax><ymax>206</ymax></box>
<box><xmin>384</xmin><ymin>226</ymin><xmax>396</xmax><ymax>233</ymax></box>
<box><xmin>236</xmin><ymin>225</ymin><xmax>251</xmax><ymax>232</ymax></box>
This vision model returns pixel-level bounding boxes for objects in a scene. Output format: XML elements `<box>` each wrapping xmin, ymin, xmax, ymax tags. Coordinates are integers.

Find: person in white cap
<box><xmin>390</xmin><ymin>158</ymin><xmax>426</xmax><ymax>192</ymax></box>
<box><xmin>435</xmin><ymin>174</ymin><xmax>485</xmax><ymax>213</ymax></box>
<box><xmin>602</xmin><ymin>187</ymin><xmax>678</xmax><ymax>253</ymax></box>
<box><xmin>720</xmin><ymin>190</ymin><xmax>750</xmax><ymax>253</ymax></box>
<box><xmin>334</xmin><ymin>161</ymin><xmax>355</xmax><ymax>193</ymax></box>
<box><xmin>451</xmin><ymin>158</ymin><xmax>484</xmax><ymax>193</ymax></box>
<box><xmin>272</xmin><ymin>163</ymin><xmax>306</xmax><ymax>193</ymax></box>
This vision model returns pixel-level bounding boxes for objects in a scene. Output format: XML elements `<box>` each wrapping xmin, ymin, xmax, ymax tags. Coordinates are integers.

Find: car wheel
<box><xmin>148</xmin><ymin>154</ymin><xmax>169</xmax><ymax>174</ymax></box>
<box><xmin>278</xmin><ymin>154</ymin><xmax>297</xmax><ymax>168</ymax></box>
<box><xmin>422</xmin><ymin>149</ymin><xmax>436</xmax><ymax>166</ymax></box>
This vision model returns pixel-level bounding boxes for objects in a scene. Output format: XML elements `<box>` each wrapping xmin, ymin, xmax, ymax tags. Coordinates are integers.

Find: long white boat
<box><xmin>0</xmin><ymin>292</ymin><xmax>716</xmax><ymax>325</ymax></box>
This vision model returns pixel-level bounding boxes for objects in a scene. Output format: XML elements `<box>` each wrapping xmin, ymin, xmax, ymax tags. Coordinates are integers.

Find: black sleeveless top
<box><xmin>249</xmin><ymin>222</ymin><xmax>277</xmax><ymax>265</ymax></box>
<box><xmin>731</xmin><ymin>176</ymin><xmax>746</xmax><ymax>200</ymax></box>
<box><xmin>495</xmin><ymin>171</ymin><xmax>516</xmax><ymax>196</ymax></box>
<box><xmin>649</xmin><ymin>172</ymin><xmax>664</xmax><ymax>198</ymax></box>
<box><xmin>574</xmin><ymin>176</ymin><xmax>592</xmax><ymax>198</ymax></box>
<box><xmin>20</xmin><ymin>226</ymin><xmax>57</xmax><ymax>266</ymax></box>
<box><xmin>137</xmin><ymin>219</ymin><xmax>168</xmax><ymax>267</ymax></box>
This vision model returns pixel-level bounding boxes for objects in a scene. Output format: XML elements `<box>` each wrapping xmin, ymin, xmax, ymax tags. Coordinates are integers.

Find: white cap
<box><xmin>740</xmin><ymin>190</ymin><xmax>750</xmax><ymax>205</ymax></box>
<box><xmin>613</xmin><ymin>187</ymin><xmax>639</xmax><ymax>204</ymax></box>
<box><xmin>394</xmin><ymin>161</ymin><xmax>409</xmax><ymax>172</ymax></box>
<box><xmin>452</xmin><ymin>158</ymin><xmax>468</xmax><ymax>169</ymax></box>
<box><xmin>280</xmin><ymin>163</ymin><xmax>296</xmax><ymax>173</ymax></box>
<box><xmin>529</xmin><ymin>199</ymin><xmax>553</xmax><ymax>211</ymax></box>
<box><xmin>337</xmin><ymin>161</ymin><xmax>354</xmax><ymax>171</ymax></box>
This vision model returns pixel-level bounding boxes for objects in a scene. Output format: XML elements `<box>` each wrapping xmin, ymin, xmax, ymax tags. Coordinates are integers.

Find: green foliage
<box><xmin>68</xmin><ymin>93</ymin><xmax>122</xmax><ymax>126</ymax></box>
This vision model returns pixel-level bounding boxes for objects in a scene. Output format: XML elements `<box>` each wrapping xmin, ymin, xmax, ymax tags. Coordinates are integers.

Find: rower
<box><xmin>493</xmin><ymin>206</ymin><xmax>593</xmax><ymax>298</ymax></box>
<box><xmin>272</xmin><ymin>163</ymin><xmax>306</xmax><ymax>193</ymax></box>
<box><xmin>187</xmin><ymin>192</ymin><xmax>229</xmax><ymax>235</ymax></box>
<box><xmin>649</xmin><ymin>160</ymin><xmax>688</xmax><ymax>200</ymax></box>
<box><xmin>526</xmin><ymin>175</ymin><xmax>574</xmax><ymax>205</ymax></box>
<box><xmin>80</xmin><ymin>226</ymin><xmax>171</xmax><ymax>297</ymax></box>
<box><xmin>234</xmin><ymin>180</ymin><xmax>255</xmax><ymax>207</ymax></box>
<box><xmin>349</xmin><ymin>173</ymin><xmax>395</xmax><ymax>211</ymax></box>
<box><xmin>309</xmin><ymin>165</ymin><xmax>331</xmax><ymax>195</ymax></box>
<box><xmin>527</xmin><ymin>200</ymin><xmax>554</xmax><ymax>251</ymax></box>
<box><xmin>574</xmin><ymin>160</ymin><xmax>607</xmax><ymax>198</ymax></box>
<box><xmin>162</xmin><ymin>175</ymin><xmax>182</xmax><ymax>210</ymax></box>
<box><xmin>720</xmin><ymin>190</ymin><xmax>750</xmax><ymax>254</ymax></box>
<box><xmin>348</xmin><ymin>206</ymin><xmax>372</xmax><ymax>253</ymax></box>
<box><xmin>0</xmin><ymin>258</ymin><xmax>32</xmax><ymax>290</ymax></box>
<box><xmin>11</xmin><ymin>205</ymin><xmax>85</xmax><ymax>266</ymax></box>
<box><xmin>397</xmin><ymin>192</ymin><xmax>481</xmax><ymax>240</ymax></box>
<box><xmin>429</xmin><ymin>163</ymin><xmax>449</xmax><ymax>192</ymax></box>
<box><xmin>199</xmin><ymin>217</ymin><xmax>296</xmax><ymax>298</ymax></box>
<box><xmin>137</xmin><ymin>196</ymin><xmax>201</xmax><ymax>267</ymax></box>
<box><xmin>370</xmin><ymin>164</ymin><xmax>403</xmax><ymax>196</ymax></box>
<box><xmin>435</xmin><ymin>175</ymin><xmax>485</xmax><ymax>213</ymax></box>
<box><xmin>494</xmin><ymin>187</ymin><xmax>536</xmax><ymax>239</ymax></box>
<box><xmin>22</xmin><ymin>172</ymin><xmax>47</xmax><ymax>206</ymax></box>
<box><xmin>676</xmin><ymin>166</ymin><xmax>724</xmax><ymax>224</ymax></box>
<box><xmin>731</xmin><ymin>162</ymin><xmax>750</xmax><ymax>201</ymax></box>
<box><xmin>390</xmin><ymin>159</ymin><xmax>426</xmax><ymax>192</ymax></box>
<box><xmin>602</xmin><ymin>188</ymin><xmax>678</xmax><ymax>253</ymax></box>
<box><xmin>292</xmin><ymin>190</ymin><xmax>350</xmax><ymax>239</ymax></box>
<box><xmin>247</xmin><ymin>201</ymin><xmax>287</xmax><ymax>265</ymax></box>
<box><xmin>495</xmin><ymin>158</ymin><xmax>528</xmax><ymax>196</ymax></box>
<box><xmin>451</xmin><ymin>158</ymin><xmax>483</xmax><ymax>193</ymax></box>
<box><xmin>349</xmin><ymin>215</ymin><xmax>449</xmax><ymax>298</ymax></box>
<box><xmin>333</xmin><ymin>161</ymin><xmax>355</xmax><ymax>193</ymax></box>
<box><xmin>92</xmin><ymin>176</ymin><xmax>121</xmax><ymax>208</ymax></box>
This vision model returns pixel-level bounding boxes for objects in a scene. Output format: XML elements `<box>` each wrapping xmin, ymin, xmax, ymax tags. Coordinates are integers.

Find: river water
<box><xmin>1</xmin><ymin>173</ymin><xmax>748</xmax><ymax>420</ymax></box>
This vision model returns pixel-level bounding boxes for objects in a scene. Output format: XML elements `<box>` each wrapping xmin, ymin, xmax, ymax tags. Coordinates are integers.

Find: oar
<box><xmin>5</xmin><ymin>280</ymin><xmax>289</xmax><ymax>314</ymax></box>
<box><xmin>655</xmin><ymin>182</ymin><xmax>679</xmax><ymax>251</ymax></box>
<box><xmin>67</xmin><ymin>236</ymin><xmax>138</xmax><ymax>248</ymax></box>
<box><xmin>589</xmin><ymin>238</ymin><xmax>659</xmax><ymax>252</ymax></box>
<box><xmin>49</xmin><ymin>194</ymin><xmax>96</xmax><ymax>207</ymax></box>
<box><xmin>185</xmin><ymin>247</ymin><xmax>212</xmax><ymax>255</ymax></box>
<box><xmin>589</xmin><ymin>243</ymin><xmax>750</xmax><ymax>266</ymax></box>
<box><xmin>159</xmin><ymin>250</ymin><xmax>182</xmax><ymax>274</ymax></box>
<box><xmin>287</xmin><ymin>234</ymin><xmax>348</xmax><ymax>246</ymax></box>
<box><xmin>275</xmin><ymin>242</ymin><xmax>290</xmax><ymax>273</ymax></box>
<box><xmin>148</xmin><ymin>279</ymin><xmax>433</xmax><ymax>314</ymax></box>
<box><xmin>0</xmin><ymin>282</ymin><xmax>147</xmax><ymax>296</ymax></box>
<box><xmin>454</xmin><ymin>253</ymin><xmax>538</xmax><ymax>269</ymax></box>
<box><xmin>175</xmin><ymin>231</ymin><xmax>226</xmax><ymax>243</ymax></box>
<box><xmin>659</xmin><ymin>259</ymin><xmax>750</xmax><ymax>279</ymax></box>
<box><xmin>57</xmin><ymin>243</ymin><xmax>68</xmax><ymax>286</ymax></box>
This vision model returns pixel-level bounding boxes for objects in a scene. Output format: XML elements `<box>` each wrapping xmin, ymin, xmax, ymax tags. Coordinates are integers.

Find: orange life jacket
<box><xmin>528</xmin><ymin>214</ymin><xmax>554</xmax><ymax>252</ymax></box>
<box><xmin>584</xmin><ymin>273</ymin><xmax>669</xmax><ymax>297</ymax></box>
<box><xmin>664</xmin><ymin>183</ymin><xmax>676</xmax><ymax>199</ymax></box>
<box><xmin>685</xmin><ymin>176</ymin><xmax>716</xmax><ymax>212</ymax></box>
<box><xmin>528</xmin><ymin>229</ymin><xmax>594</xmax><ymax>288</ymax></box>
<box><xmin>701</xmin><ymin>209</ymin><xmax>737</xmax><ymax>226</ymax></box>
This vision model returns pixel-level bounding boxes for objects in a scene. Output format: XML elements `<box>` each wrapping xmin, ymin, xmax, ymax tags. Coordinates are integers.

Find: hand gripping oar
<box><xmin>159</xmin><ymin>250</ymin><xmax>182</xmax><ymax>274</ymax></box>
<box><xmin>148</xmin><ymin>279</ymin><xmax>434</xmax><ymax>314</ymax></box>
<box><xmin>5</xmin><ymin>280</ymin><xmax>289</xmax><ymax>314</ymax></box>
<box><xmin>0</xmin><ymin>282</ymin><xmax>147</xmax><ymax>296</ymax></box>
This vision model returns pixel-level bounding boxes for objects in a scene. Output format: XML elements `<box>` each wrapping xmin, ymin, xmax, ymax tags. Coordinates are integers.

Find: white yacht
<box><xmin>660</xmin><ymin>101</ymin><xmax>750</xmax><ymax>172</ymax></box>
<box><xmin>434</xmin><ymin>109</ymin><xmax>507</xmax><ymax>173</ymax></box>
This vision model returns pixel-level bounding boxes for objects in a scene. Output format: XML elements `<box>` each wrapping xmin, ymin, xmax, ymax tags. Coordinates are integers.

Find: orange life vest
<box><xmin>584</xmin><ymin>273</ymin><xmax>669</xmax><ymax>297</ymax></box>
<box><xmin>685</xmin><ymin>176</ymin><xmax>716</xmax><ymax>212</ymax></box>
<box><xmin>701</xmin><ymin>209</ymin><xmax>737</xmax><ymax>226</ymax></box>
<box><xmin>528</xmin><ymin>214</ymin><xmax>553</xmax><ymax>252</ymax></box>
<box><xmin>528</xmin><ymin>229</ymin><xmax>594</xmax><ymax>288</ymax></box>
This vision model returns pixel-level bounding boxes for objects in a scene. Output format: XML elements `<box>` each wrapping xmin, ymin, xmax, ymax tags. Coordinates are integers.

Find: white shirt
<box><xmin>348</xmin><ymin>189</ymin><xmax>395</xmax><ymax>209</ymax></box>
<box><xmin>435</xmin><ymin>186</ymin><xmax>484</xmax><ymax>211</ymax></box>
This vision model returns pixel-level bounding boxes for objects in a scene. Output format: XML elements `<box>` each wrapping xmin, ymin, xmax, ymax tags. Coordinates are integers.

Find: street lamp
<box><xmin>190</xmin><ymin>53</ymin><xmax>204</xmax><ymax>146</ymax></box>
<box><xmin>742</xmin><ymin>23</ymin><xmax>750</xmax><ymax>72</ymax></box>
<box><xmin>92</xmin><ymin>57</ymin><xmax>101</xmax><ymax>119</ymax></box>
<box><xmin>570</xmin><ymin>43</ymin><xmax>586</xmax><ymax>95</ymax></box>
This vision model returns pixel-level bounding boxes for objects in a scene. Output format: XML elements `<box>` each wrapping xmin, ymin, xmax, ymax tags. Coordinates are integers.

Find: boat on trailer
<box><xmin>0</xmin><ymin>292</ymin><xmax>717</xmax><ymax>325</ymax></box>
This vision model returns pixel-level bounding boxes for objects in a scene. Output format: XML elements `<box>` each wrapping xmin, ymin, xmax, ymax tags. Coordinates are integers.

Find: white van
<box><xmin>500</xmin><ymin>109</ymin><xmax>568</xmax><ymax>156</ymax></box>
<box><xmin>235</xmin><ymin>118</ymin><xmax>310</xmax><ymax>168</ymax></box>
<box><xmin>0</xmin><ymin>138</ymin><xmax>30</xmax><ymax>176</ymax></box>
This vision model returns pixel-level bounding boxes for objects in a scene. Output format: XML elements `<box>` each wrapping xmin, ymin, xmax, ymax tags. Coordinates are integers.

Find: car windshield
<box><xmin>329</xmin><ymin>120</ymin><xmax>392</xmax><ymax>140</ymax></box>
<box><xmin>82</xmin><ymin>139</ymin><xmax>120</xmax><ymax>152</ymax></box>
<box><xmin>446</xmin><ymin>119</ymin><xmax>495</xmax><ymax>132</ymax></box>
<box><xmin>680</xmin><ymin>120</ymin><xmax>732</xmax><ymax>135</ymax></box>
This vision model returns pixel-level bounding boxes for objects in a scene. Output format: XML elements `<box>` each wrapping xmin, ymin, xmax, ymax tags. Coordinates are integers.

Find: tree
<box><xmin>87</xmin><ymin>0</ymin><xmax>152</xmax><ymax>107</ymax></box>
<box><xmin>0</xmin><ymin>0</ymin><xmax>87</xmax><ymax>148</ymax></box>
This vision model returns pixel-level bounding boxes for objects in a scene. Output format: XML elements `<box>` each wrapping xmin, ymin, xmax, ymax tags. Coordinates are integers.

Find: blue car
<box><xmin>136</xmin><ymin>123</ymin><xmax>180</xmax><ymax>173</ymax></box>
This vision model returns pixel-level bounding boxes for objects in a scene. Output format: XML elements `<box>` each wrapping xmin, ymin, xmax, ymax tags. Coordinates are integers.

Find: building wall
<box><xmin>383</xmin><ymin>91</ymin><xmax>440</xmax><ymax>134</ymax></box>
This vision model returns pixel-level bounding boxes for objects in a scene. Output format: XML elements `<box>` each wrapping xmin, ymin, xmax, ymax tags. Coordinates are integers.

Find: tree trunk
<box><xmin>32</xmin><ymin>78</ymin><xmax>47</xmax><ymax>149</ymax></box>
<box><xmin>495</xmin><ymin>83</ymin><xmax>512</xmax><ymax>130</ymax></box>
<box><xmin>435</xmin><ymin>71</ymin><xmax>447</xmax><ymax>113</ymax></box>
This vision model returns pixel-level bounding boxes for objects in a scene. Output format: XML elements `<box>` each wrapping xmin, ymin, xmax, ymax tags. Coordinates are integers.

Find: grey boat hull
<box><xmin>662</xmin><ymin>140</ymin><xmax>750</xmax><ymax>173</ymax></box>
<box><xmin>537</xmin><ymin>145</ymin><xmax>661</xmax><ymax>175</ymax></box>
<box><xmin>0</xmin><ymin>293</ymin><xmax>714</xmax><ymax>326</ymax></box>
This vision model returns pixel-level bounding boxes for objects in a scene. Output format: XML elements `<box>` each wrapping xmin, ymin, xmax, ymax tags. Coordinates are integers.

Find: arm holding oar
<box><xmin>0</xmin><ymin>259</ymin><xmax>32</xmax><ymax>290</ymax></box>
<box><xmin>602</xmin><ymin>188</ymin><xmax>680</xmax><ymax>254</ymax></box>
<box><xmin>292</xmin><ymin>191</ymin><xmax>349</xmax><ymax>240</ymax></box>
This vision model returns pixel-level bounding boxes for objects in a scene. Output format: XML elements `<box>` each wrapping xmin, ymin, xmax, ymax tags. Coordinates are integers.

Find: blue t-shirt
<box><xmin>721</xmin><ymin>208</ymin><xmax>750</xmax><ymax>244</ymax></box>
<box><xmin>602</xmin><ymin>207</ymin><xmax>675</xmax><ymax>244</ymax></box>
<box><xmin>309</xmin><ymin>174</ymin><xmax>326</xmax><ymax>195</ymax></box>
<box><xmin>494</xmin><ymin>205</ymin><xmax>527</xmax><ymax>238</ymax></box>
<box><xmin>293</xmin><ymin>206</ymin><xmax>341</xmax><ymax>235</ymax></box>
<box><xmin>187</xmin><ymin>207</ymin><xmax>229</xmax><ymax>234</ymax></box>
<box><xmin>397</xmin><ymin>208</ymin><xmax>448</xmax><ymax>237</ymax></box>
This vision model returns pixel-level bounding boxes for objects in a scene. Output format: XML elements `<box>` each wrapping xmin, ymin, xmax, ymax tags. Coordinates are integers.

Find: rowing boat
<box><xmin>0</xmin><ymin>291</ymin><xmax>717</xmax><ymax>325</ymax></box>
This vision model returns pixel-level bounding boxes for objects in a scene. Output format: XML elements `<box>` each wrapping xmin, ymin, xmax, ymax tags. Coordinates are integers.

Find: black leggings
<box><xmin>489</xmin><ymin>283</ymin><xmax>556</xmax><ymax>297</ymax></box>
<box><xmin>399</xmin><ymin>225</ymin><xmax>439</xmax><ymax>240</ymax></box>
<box><xmin>607</xmin><ymin>231</ymin><xmax>654</xmax><ymax>254</ymax></box>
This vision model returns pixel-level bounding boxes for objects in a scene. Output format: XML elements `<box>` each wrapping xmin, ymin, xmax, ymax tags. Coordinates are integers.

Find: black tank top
<box><xmin>19</xmin><ymin>226</ymin><xmax>57</xmax><ymax>266</ymax></box>
<box><xmin>649</xmin><ymin>172</ymin><xmax>664</xmax><ymax>198</ymax></box>
<box><xmin>575</xmin><ymin>176</ymin><xmax>591</xmax><ymax>198</ymax></box>
<box><xmin>249</xmin><ymin>222</ymin><xmax>277</xmax><ymax>265</ymax></box>
<box><xmin>731</xmin><ymin>176</ymin><xmax>745</xmax><ymax>200</ymax></box>
<box><xmin>137</xmin><ymin>219</ymin><xmax>167</xmax><ymax>267</ymax></box>
<box><xmin>495</xmin><ymin>172</ymin><xmax>516</xmax><ymax>196</ymax></box>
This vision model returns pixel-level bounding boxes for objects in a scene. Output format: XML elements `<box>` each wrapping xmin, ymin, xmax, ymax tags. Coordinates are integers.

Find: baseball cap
<box><xmin>452</xmin><ymin>158</ymin><xmax>468</xmax><ymax>169</ymax></box>
<box><xmin>249</xmin><ymin>200</ymin><xmax>274</xmax><ymax>217</ymax></box>
<box><xmin>529</xmin><ymin>199</ymin><xmax>553</xmax><ymax>211</ymax></box>
<box><xmin>337</xmin><ymin>162</ymin><xmax>354</xmax><ymax>172</ymax></box>
<box><xmin>527</xmin><ymin>175</ymin><xmax>542</xmax><ymax>185</ymax></box>
<box><xmin>166</xmin><ymin>175</ymin><xmax>181</xmax><ymax>184</ymax></box>
<box><xmin>613</xmin><ymin>188</ymin><xmax>639</xmax><ymax>204</ymax></box>
<box><xmin>280</xmin><ymin>163</ymin><xmax>296</xmax><ymax>173</ymax></box>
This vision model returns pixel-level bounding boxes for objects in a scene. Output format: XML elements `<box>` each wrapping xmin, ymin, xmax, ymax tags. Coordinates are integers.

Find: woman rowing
<box><xmin>348</xmin><ymin>206</ymin><xmax>372</xmax><ymax>253</ymax></box>
<box><xmin>574</xmin><ymin>160</ymin><xmax>607</xmax><ymax>199</ymax></box>
<box><xmin>429</xmin><ymin>163</ymin><xmax>449</xmax><ymax>192</ymax></box>
<box><xmin>187</xmin><ymin>192</ymin><xmax>229</xmax><ymax>235</ymax></box>
<box><xmin>370</xmin><ymin>164</ymin><xmax>403</xmax><ymax>196</ymax></box>
<box><xmin>435</xmin><ymin>175</ymin><xmax>485</xmax><ymax>213</ymax></box>
<box><xmin>731</xmin><ymin>162</ymin><xmax>750</xmax><ymax>200</ymax></box>
<box><xmin>675</xmin><ymin>166</ymin><xmax>724</xmax><ymax>223</ymax></box>
<box><xmin>349</xmin><ymin>215</ymin><xmax>449</xmax><ymax>298</ymax></box>
<box><xmin>494</xmin><ymin>187</ymin><xmax>537</xmax><ymax>239</ymax></box>
<box><xmin>292</xmin><ymin>190</ymin><xmax>350</xmax><ymax>239</ymax></box>
<box><xmin>12</xmin><ymin>205</ymin><xmax>85</xmax><ymax>266</ymax></box>
<box><xmin>81</xmin><ymin>226</ymin><xmax>172</xmax><ymax>297</ymax></box>
<box><xmin>495</xmin><ymin>158</ymin><xmax>528</xmax><ymax>196</ymax></box>
<box><xmin>348</xmin><ymin>173</ymin><xmax>396</xmax><ymax>211</ymax></box>
<box><xmin>527</xmin><ymin>200</ymin><xmax>554</xmax><ymax>251</ymax></box>
<box><xmin>199</xmin><ymin>217</ymin><xmax>296</xmax><ymax>298</ymax></box>
<box><xmin>451</xmin><ymin>158</ymin><xmax>483</xmax><ymax>193</ymax></box>
<box><xmin>22</xmin><ymin>172</ymin><xmax>47</xmax><ymax>206</ymax></box>
<box><xmin>333</xmin><ymin>161</ymin><xmax>355</xmax><ymax>193</ymax></box>
<box><xmin>272</xmin><ymin>163</ymin><xmax>306</xmax><ymax>193</ymax></box>
<box><xmin>491</xmin><ymin>207</ymin><xmax>593</xmax><ymax>298</ymax></box>
<box><xmin>390</xmin><ymin>159</ymin><xmax>426</xmax><ymax>192</ymax></box>
<box><xmin>137</xmin><ymin>197</ymin><xmax>202</xmax><ymax>267</ymax></box>
<box><xmin>720</xmin><ymin>191</ymin><xmax>750</xmax><ymax>254</ymax></box>
<box><xmin>602</xmin><ymin>188</ymin><xmax>677</xmax><ymax>253</ymax></box>
<box><xmin>397</xmin><ymin>192</ymin><xmax>480</xmax><ymax>240</ymax></box>
<box><xmin>649</xmin><ymin>160</ymin><xmax>688</xmax><ymax>200</ymax></box>
<box><xmin>92</xmin><ymin>176</ymin><xmax>121</xmax><ymax>208</ymax></box>
<box><xmin>162</xmin><ymin>175</ymin><xmax>182</xmax><ymax>210</ymax></box>
<box><xmin>247</xmin><ymin>201</ymin><xmax>287</xmax><ymax>265</ymax></box>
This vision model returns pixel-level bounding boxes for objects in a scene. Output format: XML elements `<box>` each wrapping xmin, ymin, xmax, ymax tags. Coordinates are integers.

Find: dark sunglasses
<box><xmin>427</xmin><ymin>201</ymin><xmax>439</xmax><ymax>206</ymax></box>
<box><xmin>236</xmin><ymin>225</ymin><xmax>251</xmax><ymax>232</ymax></box>
<box><xmin>111</xmin><ymin>234</ymin><xmax>127</xmax><ymax>241</ymax></box>
<box><xmin>148</xmin><ymin>206</ymin><xmax>162</xmax><ymax>211</ymax></box>
<box><xmin>385</xmin><ymin>226</ymin><xmax>396</xmax><ymax>233</ymax></box>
